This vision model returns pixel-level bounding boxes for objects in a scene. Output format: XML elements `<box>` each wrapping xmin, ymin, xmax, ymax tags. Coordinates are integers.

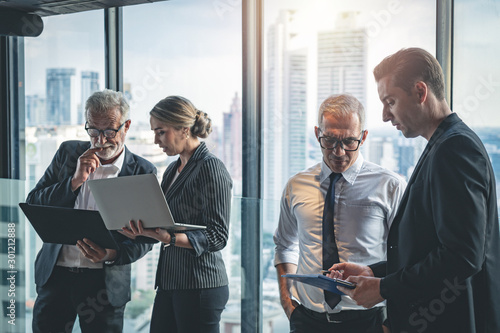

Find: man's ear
<box><xmin>360</xmin><ymin>129</ymin><xmax>369</xmax><ymax>146</ymax></box>
<box><xmin>314</xmin><ymin>126</ymin><xmax>320</xmax><ymax>140</ymax></box>
<box><xmin>415</xmin><ymin>81</ymin><xmax>428</xmax><ymax>103</ymax></box>
<box><xmin>124</xmin><ymin>119</ymin><xmax>132</xmax><ymax>133</ymax></box>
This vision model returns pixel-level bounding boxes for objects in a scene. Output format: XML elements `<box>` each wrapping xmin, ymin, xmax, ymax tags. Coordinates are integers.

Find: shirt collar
<box><xmin>319</xmin><ymin>153</ymin><xmax>364</xmax><ymax>185</ymax></box>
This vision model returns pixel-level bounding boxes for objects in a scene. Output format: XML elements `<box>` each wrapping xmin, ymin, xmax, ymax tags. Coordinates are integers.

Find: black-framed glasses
<box><xmin>318</xmin><ymin>130</ymin><xmax>365</xmax><ymax>151</ymax></box>
<box><xmin>85</xmin><ymin>121</ymin><xmax>127</xmax><ymax>138</ymax></box>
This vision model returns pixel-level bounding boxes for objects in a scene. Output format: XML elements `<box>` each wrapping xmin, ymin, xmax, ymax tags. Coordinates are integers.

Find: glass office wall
<box><xmin>454</xmin><ymin>0</ymin><xmax>500</xmax><ymax>204</ymax></box>
<box><xmin>1</xmin><ymin>179</ymin><xmax>26</xmax><ymax>333</ymax></box>
<box><xmin>23</xmin><ymin>10</ymin><xmax>105</xmax><ymax>332</ymax></box>
<box><xmin>262</xmin><ymin>0</ymin><xmax>436</xmax><ymax>329</ymax></box>
<box><xmin>123</xmin><ymin>0</ymin><xmax>243</xmax><ymax>331</ymax></box>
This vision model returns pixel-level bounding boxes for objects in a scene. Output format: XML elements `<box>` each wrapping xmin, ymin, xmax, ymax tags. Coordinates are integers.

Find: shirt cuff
<box><xmin>186</xmin><ymin>230</ymin><xmax>208</xmax><ymax>257</ymax></box>
<box><xmin>274</xmin><ymin>249</ymin><xmax>299</xmax><ymax>266</ymax></box>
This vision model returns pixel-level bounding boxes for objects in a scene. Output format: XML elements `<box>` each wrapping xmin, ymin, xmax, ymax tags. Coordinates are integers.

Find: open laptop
<box><xmin>87</xmin><ymin>173</ymin><xmax>206</xmax><ymax>231</ymax></box>
<box><xmin>19</xmin><ymin>203</ymin><xmax>118</xmax><ymax>249</ymax></box>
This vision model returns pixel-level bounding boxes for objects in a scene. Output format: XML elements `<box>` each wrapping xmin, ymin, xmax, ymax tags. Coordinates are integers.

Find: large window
<box><xmin>123</xmin><ymin>1</ymin><xmax>242</xmax><ymax>331</ymax></box>
<box><xmin>263</xmin><ymin>0</ymin><xmax>435</xmax><ymax>329</ymax></box>
<box><xmin>454</xmin><ymin>0</ymin><xmax>500</xmax><ymax>203</ymax></box>
<box><xmin>23</xmin><ymin>10</ymin><xmax>105</xmax><ymax>332</ymax></box>
<box><xmin>24</xmin><ymin>10</ymin><xmax>105</xmax><ymax>191</ymax></box>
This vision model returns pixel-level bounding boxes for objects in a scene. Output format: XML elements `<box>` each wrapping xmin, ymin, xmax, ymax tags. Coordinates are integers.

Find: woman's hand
<box><xmin>121</xmin><ymin>220</ymin><xmax>171</xmax><ymax>244</ymax></box>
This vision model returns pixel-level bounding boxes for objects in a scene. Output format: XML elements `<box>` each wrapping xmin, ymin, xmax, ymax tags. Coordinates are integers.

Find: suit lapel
<box><xmin>389</xmin><ymin>113</ymin><xmax>462</xmax><ymax>234</ymax></box>
<box><xmin>390</xmin><ymin>143</ymin><xmax>432</xmax><ymax>230</ymax></box>
<box><xmin>161</xmin><ymin>161</ymin><xmax>179</xmax><ymax>194</ymax></box>
<box><xmin>163</xmin><ymin>142</ymin><xmax>208</xmax><ymax>201</ymax></box>
<box><xmin>118</xmin><ymin>146</ymin><xmax>135</xmax><ymax>177</ymax></box>
<box><xmin>164</xmin><ymin>159</ymin><xmax>200</xmax><ymax>201</ymax></box>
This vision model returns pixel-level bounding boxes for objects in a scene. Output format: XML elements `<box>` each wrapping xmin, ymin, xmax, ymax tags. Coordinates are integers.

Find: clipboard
<box><xmin>282</xmin><ymin>274</ymin><xmax>356</xmax><ymax>295</ymax></box>
<box><xmin>19</xmin><ymin>203</ymin><xmax>118</xmax><ymax>249</ymax></box>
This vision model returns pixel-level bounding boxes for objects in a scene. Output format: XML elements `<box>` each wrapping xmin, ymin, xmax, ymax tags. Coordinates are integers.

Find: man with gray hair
<box><xmin>27</xmin><ymin>89</ymin><xmax>156</xmax><ymax>332</ymax></box>
<box><xmin>274</xmin><ymin>94</ymin><xmax>406</xmax><ymax>332</ymax></box>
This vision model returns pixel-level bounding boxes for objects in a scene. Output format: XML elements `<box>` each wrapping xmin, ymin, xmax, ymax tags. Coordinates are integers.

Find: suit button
<box><xmin>389</xmin><ymin>245</ymin><xmax>398</xmax><ymax>249</ymax></box>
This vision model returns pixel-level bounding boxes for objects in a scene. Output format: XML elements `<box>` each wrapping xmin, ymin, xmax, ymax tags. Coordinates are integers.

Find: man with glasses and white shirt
<box><xmin>274</xmin><ymin>94</ymin><xmax>406</xmax><ymax>333</ymax></box>
<box><xmin>27</xmin><ymin>89</ymin><xmax>156</xmax><ymax>333</ymax></box>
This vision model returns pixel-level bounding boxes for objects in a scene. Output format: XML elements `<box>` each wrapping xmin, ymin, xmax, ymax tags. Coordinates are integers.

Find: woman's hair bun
<box><xmin>191</xmin><ymin>110</ymin><xmax>212</xmax><ymax>138</ymax></box>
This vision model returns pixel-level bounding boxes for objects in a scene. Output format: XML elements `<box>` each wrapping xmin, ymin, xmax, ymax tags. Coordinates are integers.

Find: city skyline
<box><xmin>263</xmin><ymin>0</ymin><xmax>436</xmax><ymax>133</ymax></box>
<box><xmin>23</xmin><ymin>0</ymin><xmax>500</xmax><ymax>131</ymax></box>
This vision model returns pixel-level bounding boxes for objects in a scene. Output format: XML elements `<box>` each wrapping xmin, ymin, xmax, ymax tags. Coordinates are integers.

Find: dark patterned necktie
<box><xmin>322</xmin><ymin>172</ymin><xmax>342</xmax><ymax>309</ymax></box>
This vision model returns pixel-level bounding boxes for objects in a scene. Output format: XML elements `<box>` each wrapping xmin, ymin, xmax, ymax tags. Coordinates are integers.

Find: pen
<box><xmin>320</xmin><ymin>269</ymin><xmax>344</xmax><ymax>275</ymax></box>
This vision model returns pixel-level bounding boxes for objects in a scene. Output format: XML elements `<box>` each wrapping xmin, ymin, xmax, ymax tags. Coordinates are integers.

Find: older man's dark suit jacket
<box><xmin>27</xmin><ymin>140</ymin><xmax>156</xmax><ymax>307</ymax></box>
<box><xmin>370</xmin><ymin>113</ymin><xmax>500</xmax><ymax>332</ymax></box>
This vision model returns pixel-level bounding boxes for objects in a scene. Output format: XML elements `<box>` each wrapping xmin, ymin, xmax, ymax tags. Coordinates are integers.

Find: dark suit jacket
<box><xmin>154</xmin><ymin>142</ymin><xmax>232</xmax><ymax>290</ymax></box>
<box><xmin>370</xmin><ymin>113</ymin><xmax>500</xmax><ymax>332</ymax></box>
<box><xmin>26</xmin><ymin>140</ymin><xmax>156</xmax><ymax>307</ymax></box>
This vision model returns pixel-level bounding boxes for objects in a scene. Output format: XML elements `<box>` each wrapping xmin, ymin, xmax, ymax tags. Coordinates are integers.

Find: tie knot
<box><xmin>329</xmin><ymin>172</ymin><xmax>341</xmax><ymax>184</ymax></box>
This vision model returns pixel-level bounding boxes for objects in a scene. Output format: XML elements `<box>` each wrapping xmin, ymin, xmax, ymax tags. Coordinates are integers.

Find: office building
<box><xmin>317</xmin><ymin>11</ymin><xmax>367</xmax><ymax>108</ymax></box>
<box><xmin>223</xmin><ymin>92</ymin><xmax>243</xmax><ymax>195</ymax></box>
<box><xmin>80</xmin><ymin>71</ymin><xmax>100</xmax><ymax>124</ymax></box>
<box><xmin>45</xmin><ymin>68</ymin><xmax>77</xmax><ymax>125</ymax></box>
<box><xmin>25</xmin><ymin>95</ymin><xmax>46</xmax><ymax>127</ymax></box>
<box><xmin>264</xmin><ymin>10</ymin><xmax>308</xmax><ymax>224</ymax></box>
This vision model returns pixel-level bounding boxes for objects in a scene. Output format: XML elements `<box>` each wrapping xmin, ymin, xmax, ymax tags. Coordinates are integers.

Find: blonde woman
<box><xmin>123</xmin><ymin>96</ymin><xmax>232</xmax><ymax>333</ymax></box>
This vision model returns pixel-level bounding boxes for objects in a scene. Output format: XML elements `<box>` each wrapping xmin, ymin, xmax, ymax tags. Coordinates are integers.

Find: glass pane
<box><xmin>123</xmin><ymin>0</ymin><xmax>242</xmax><ymax>331</ymax></box>
<box><xmin>1</xmin><ymin>179</ymin><xmax>26</xmax><ymax>333</ymax></box>
<box><xmin>23</xmin><ymin>10</ymin><xmax>105</xmax><ymax>331</ymax></box>
<box><xmin>454</xmin><ymin>0</ymin><xmax>500</xmax><ymax>205</ymax></box>
<box><xmin>263</xmin><ymin>1</ymin><xmax>436</xmax><ymax>330</ymax></box>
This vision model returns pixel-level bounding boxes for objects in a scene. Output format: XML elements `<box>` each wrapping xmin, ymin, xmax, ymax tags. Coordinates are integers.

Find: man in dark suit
<box><xmin>27</xmin><ymin>89</ymin><xmax>156</xmax><ymax>333</ymax></box>
<box><xmin>331</xmin><ymin>48</ymin><xmax>500</xmax><ymax>332</ymax></box>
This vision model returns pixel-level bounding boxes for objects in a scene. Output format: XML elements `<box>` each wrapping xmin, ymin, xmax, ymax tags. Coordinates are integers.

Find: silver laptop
<box><xmin>87</xmin><ymin>173</ymin><xmax>206</xmax><ymax>231</ymax></box>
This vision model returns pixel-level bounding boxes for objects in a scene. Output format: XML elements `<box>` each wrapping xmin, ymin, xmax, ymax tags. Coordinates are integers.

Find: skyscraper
<box><xmin>222</xmin><ymin>92</ymin><xmax>242</xmax><ymax>194</ymax></box>
<box><xmin>26</xmin><ymin>94</ymin><xmax>46</xmax><ymax>127</ymax></box>
<box><xmin>366</xmin><ymin>136</ymin><xmax>397</xmax><ymax>172</ymax></box>
<box><xmin>45</xmin><ymin>68</ymin><xmax>77</xmax><ymax>125</ymax></box>
<box><xmin>283</xmin><ymin>48</ymin><xmax>307</xmax><ymax>179</ymax></box>
<box><xmin>397</xmin><ymin>137</ymin><xmax>416</xmax><ymax>179</ymax></box>
<box><xmin>80</xmin><ymin>71</ymin><xmax>99</xmax><ymax>124</ymax></box>
<box><xmin>264</xmin><ymin>10</ymin><xmax>308</xmax><ymax>224</ymax></box>
<box><xmin>317</xmin><ymin>11</ymin><xmax>367</xmax><ymax>108</ymax></box>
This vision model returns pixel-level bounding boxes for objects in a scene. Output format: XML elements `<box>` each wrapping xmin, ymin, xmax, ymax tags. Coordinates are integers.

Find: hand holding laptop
<box><xmin>76</xmin><ymin>238</ymin><xmax>117</xmax><ymax>263</ymax></box>
<box><xmin>120</xmin><ymin>219</ymin><xmax>172</xmax><ymax>244</ymax></box>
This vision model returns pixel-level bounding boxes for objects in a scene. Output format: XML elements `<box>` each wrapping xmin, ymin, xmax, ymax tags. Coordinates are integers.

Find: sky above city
<box><xmin>25</xmin><ymin>0</ymin><xmax>242</xmax><ymax>133</ymax></box>
<box><xmin>264</xmin><ymin>0</ymin><xmax>436</xmax><ymax>132</ymax></box>
<box><xmin>24</xmin><ymin>0</ymin><xmax>500</xmax><ymax>134</ymax></box>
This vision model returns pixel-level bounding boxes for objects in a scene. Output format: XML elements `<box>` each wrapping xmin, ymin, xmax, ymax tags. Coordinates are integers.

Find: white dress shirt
<box><xmin>274</xmin><ymin>154</ymin><xmax>406</xmax><ymax>313</ymax></box>
<box><xmin>56</xmin><ymin>150</ymin><xmax>125</xmax><ymax>269</ymax></box>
